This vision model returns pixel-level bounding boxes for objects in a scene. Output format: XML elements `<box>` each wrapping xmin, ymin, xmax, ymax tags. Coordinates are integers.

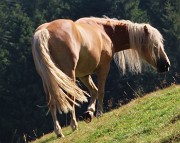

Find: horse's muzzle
<box><xmin>157</xmin><ymin>58</ymin><xmax>170</xmax><ymax>73</ymax></box>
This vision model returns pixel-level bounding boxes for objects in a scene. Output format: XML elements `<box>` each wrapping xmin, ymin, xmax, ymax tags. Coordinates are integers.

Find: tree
<box><xmin>0</xmin><ymin>1</ymin><xmax>45</xmax><ymax>142</ymax></box>
<box><xmin>109</xmin><ymin>0</ymin><xmax>148</xmax><ymax>22</ymax></box>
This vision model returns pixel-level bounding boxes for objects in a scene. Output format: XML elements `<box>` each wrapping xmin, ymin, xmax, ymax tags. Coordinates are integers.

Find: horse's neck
<box><xmin>103</xmin><ymin>24</ymin><xmax>130</xmax><ymax>52</ymax></box>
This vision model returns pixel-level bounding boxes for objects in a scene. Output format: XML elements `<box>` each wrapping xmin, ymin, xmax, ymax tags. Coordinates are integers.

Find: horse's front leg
<box><xmin>79</xmin><ymin>75</ymin><xmax>98</xmax><ymax>122</ymax></box>
<box><xmin>49</xmin><ymin>102</ymin><xmax>64</xmax><ymax>138</ymax></box>
<box><xmin>96</xmin><ymin>64</ymin><xmax>110</xmax><ymax>117</ymax></box>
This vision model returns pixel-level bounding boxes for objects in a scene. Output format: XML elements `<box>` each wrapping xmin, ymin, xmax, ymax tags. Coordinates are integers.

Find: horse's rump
<box><xmin>32</xmin><ymin>28</ymin><xmax>88</xmax><ymax>113</ymax></box>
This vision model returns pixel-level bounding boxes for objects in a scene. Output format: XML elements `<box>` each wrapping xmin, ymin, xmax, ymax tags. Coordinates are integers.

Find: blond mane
<box><xmin>116</xmin><ymin>20</ymin><xmax>164</xmax><ymax>74</ymax></box>
<box><xmin>92</xmin><ymin>17</ymin><xmax>164</xmax><ymax>74</ymax></box>
<box><xmin>77</xmin><ymin>17</ymin><xmax>164</xmax><ymax>74</ymax></box>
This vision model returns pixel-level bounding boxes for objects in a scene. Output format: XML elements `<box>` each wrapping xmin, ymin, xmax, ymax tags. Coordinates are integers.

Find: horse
<box><xmin>32</xmin><ymin>17</ymin><xmax>170</xmax><ymax>138</ymax></box>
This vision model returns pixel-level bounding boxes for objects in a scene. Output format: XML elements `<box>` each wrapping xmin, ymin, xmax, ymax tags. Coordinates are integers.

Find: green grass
<box><xmin>32</xmin><ymin>84</ymin><xmax>180</xmax><ymax>143</ymax></box>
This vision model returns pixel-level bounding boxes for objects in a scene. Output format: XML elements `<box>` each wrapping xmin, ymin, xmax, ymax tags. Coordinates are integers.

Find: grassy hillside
<box><xmin>32</xmin><ymin>85</ymin><xmax>180</xmax><ymax>143</ymax></box>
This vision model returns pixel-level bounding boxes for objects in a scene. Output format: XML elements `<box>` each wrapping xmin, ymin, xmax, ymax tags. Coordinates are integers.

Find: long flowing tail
<box><xmin>32</xmin><ymin>28</ymin><xmax>88</xmax><ymax>113</ymax></box>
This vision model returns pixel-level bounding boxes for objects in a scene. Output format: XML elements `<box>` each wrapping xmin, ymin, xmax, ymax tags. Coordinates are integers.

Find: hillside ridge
<box><xmin>32</xmin><ymin>85</ymin><xmax>180</xmax><ymax>143</ymax></box>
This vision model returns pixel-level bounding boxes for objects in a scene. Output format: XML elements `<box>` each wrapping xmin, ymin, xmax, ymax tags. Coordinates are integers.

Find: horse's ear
<box><xmin>144</xmin><ymin>25</ymin><xmax>149</xmax><ymax>35</ymax></box>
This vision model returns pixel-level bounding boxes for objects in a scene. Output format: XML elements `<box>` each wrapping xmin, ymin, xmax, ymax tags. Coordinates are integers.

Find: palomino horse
<box><xmin>32</xmin><ymin>17</ymin><xmax>170</xmax><ymax>137</ymax></box>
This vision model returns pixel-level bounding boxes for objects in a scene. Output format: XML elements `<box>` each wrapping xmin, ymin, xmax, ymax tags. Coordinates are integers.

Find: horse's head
<box><xmin>140</xmin><ymin>25</ymin><xmax>170</xmax><ymax>73</ymax></box>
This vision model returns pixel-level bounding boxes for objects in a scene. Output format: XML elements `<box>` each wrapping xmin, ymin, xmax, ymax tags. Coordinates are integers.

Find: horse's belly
<box><xmin>75</xmin><ymin>53</ymin><xmax>100</xmax><ymax>77</ymax></box>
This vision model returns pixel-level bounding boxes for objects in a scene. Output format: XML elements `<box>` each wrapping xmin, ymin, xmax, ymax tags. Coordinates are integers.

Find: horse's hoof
<box><xmin>70</xmin><ymin>124</ymin><xmax>78</xmax><ymax>131</ymax></box>
<box><xmin>57</xmin><ymin>134</ymin><xmax>64</xmax><ymax>138</ymax></box>
<box><xmin>96</xmin><ymin>111</ymin><xmax>103</xmax><ymax>118</ymax></box>
<box><xmin>83</xmin><ymin>111</ymin><xmax>93</xmax><ymax>123</ymax></box>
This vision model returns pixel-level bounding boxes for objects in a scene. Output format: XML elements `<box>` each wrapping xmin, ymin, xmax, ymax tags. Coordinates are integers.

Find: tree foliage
<box><xmin>0</xmin><ymin>0</ymin><xmax>179</xmax><ymax>142</ymax></box>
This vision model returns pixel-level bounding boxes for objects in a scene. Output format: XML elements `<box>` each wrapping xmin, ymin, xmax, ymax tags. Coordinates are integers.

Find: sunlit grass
<box><xmin>32</xmin><ymin>84</ymin><xmax>180</xmax><ymax>143</ymax></box>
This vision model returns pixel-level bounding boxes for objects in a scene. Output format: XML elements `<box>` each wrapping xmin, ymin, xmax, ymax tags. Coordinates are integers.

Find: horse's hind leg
<box><xmin>70</xmin><ymin>95</ymin><xmax>78</xmax><ymax>131</ymax></box>
<box><xmin>49</xmin><ymin>102</ymin><xmax>64</xmax><ymax>138</ymax></box>
<box><xmin>79</xmin><ymin>75</ymin><xmax>98</xmax><ymax>122</ymax></box>
<box><xmin>66</xmin><ymin>70</ymin><xmax>78</xmax><ymax>131</ymax></box>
